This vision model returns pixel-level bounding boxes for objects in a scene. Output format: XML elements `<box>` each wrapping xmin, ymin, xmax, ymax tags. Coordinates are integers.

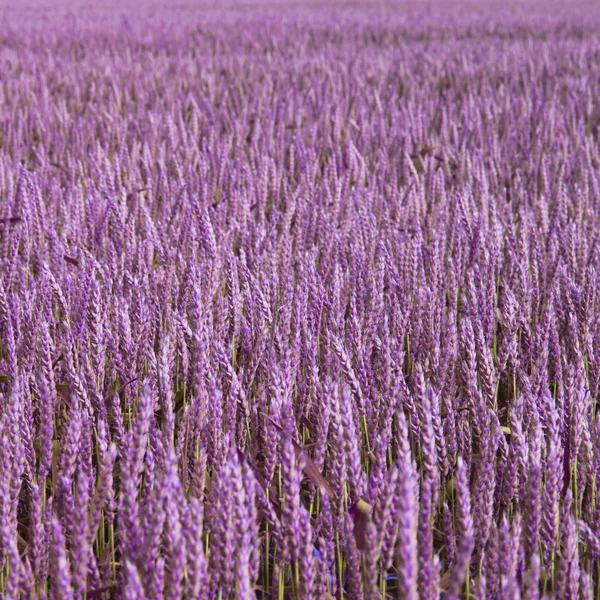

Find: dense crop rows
<box><xmin>2</xmin><ymin>5</ymin><xmax>600</xmax><ymax>598</ymax></box>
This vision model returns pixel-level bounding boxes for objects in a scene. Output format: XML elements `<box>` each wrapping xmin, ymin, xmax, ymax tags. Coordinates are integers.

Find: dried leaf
<box><xmin>63</xmin><ymin>254</ymin><xmax>79</xmax><ymax>267</ymax></box>
<box><xmin>261</xmin><ymin>412</ymin><xmax>334</xmax><ymax>499</ymax></box>
<box><xmin>349</xmin><ymin>499</ymin><xmax>373</xmax><ymax>551</ymax></box>
<box><xmin>56</xmin><ymin>385</ymin><xmax>72</xmax><ymax>407</ymax></box>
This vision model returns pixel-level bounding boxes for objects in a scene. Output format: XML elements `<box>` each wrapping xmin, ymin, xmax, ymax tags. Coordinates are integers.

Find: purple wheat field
<box><xmin>1</xmin><ymin>1</ymin><xmax>600</xmax><ymax>598</ymax></box>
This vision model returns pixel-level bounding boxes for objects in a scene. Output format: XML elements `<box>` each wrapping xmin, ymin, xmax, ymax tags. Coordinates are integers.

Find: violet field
<box><xmin>2</xmin><ymin>2</ymin><xmax>600</xmax><ymax>598</ymax></box>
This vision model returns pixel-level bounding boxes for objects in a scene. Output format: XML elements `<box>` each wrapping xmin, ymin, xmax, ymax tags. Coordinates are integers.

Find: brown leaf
<box><xmin>52</xmin><ymin>353</ymin><xmax>64</xmax><ymax>369</ymax></box>
<box><xmin>119</xmin><ymin>376</ymin><xmax>140</xmax><ymax>394</ymax></box>
<box><xmin>63</xmin><ymin>255</ymin><xmax>79</xmax><ymax>267</ymax></box>
<box><xmin>438</xmin><ymin>569</ymin><xmax>451</xmax><ymax>592</ymax></box>
<box><xmin>293</xmin><ymin>442</ymin><xmax>334</xmax><ymax>499</ymax></box>
<box><xmin>56</xmin><ymin>385</ymin><xmax>72</xmax><ymax>408</ymax></box>
<box><xmin>350</xmin><ymin>499</ymin><xmax>373</xmax><ymax>551</ymax></box>
<box><xmin>261</xmin><ymin>412</ymin><xmax>334</xmax><ymax>499</ymax></box>
<box><xmin>106</xmin><ymin>376</ymin><xmax>140</xmax><ymax>403</ymax></box>
<box><xmin>300</xmin><ymin>416</ymin><xmax>315</xmax><ymax>436</ymax></box>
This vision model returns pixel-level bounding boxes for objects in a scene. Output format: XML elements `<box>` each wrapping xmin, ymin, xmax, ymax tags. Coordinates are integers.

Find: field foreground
<box><xmin>2</xmin><ymin>3</ymin><xmax>600</xmax><ymax>598</ymax></box>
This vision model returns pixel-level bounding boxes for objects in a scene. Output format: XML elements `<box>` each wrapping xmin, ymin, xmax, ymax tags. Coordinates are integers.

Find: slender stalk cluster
<box><xmin>1</xmin><ymin>3</ymin><xmax>600</xmax><ymax>598</ymax></box>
